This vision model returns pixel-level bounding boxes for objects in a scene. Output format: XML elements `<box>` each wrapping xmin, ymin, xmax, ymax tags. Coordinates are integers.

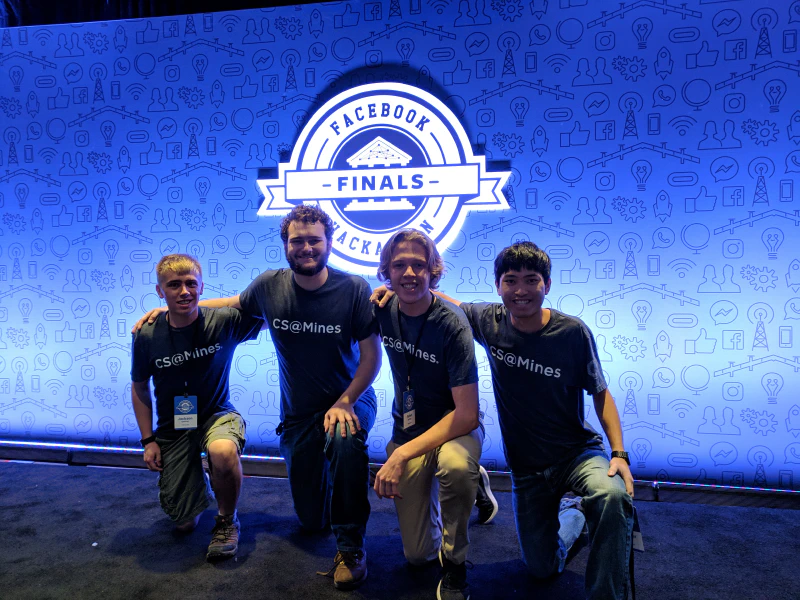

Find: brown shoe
<box><xmin>318</xmin><ymin>549</ymin><xmax>368</xmax><ymax>590</ymax></box>
<box><xmin>206</xmin><ymin>512</ymin><xmax>240</xmax><ymax>561</ymax></box>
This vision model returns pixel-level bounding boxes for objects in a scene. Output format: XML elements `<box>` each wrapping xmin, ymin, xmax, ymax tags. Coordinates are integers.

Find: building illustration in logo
<box><xmin>344</xmin><ymin>137</ymin><xmax>414</xmax><ymax>212</ymax></box>
<box><xmin>256</xmin><ymin>82</ymin><xmax>510</xmax><ymax>274</ymax></box>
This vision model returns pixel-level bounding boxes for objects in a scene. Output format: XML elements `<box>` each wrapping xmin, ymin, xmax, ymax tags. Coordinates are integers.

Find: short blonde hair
<box><xmin>156</xmin><ymin>254</ymin><xmax>202</xmax><ymax>283</ymax></box>
<box><xmin>377</xmin><ymin>229</ymin><xmax>444</xmax><ymax>290</ymax></box>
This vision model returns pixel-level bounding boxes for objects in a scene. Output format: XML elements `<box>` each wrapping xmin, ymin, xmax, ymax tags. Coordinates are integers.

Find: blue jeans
<box><xmin>279</xmin><ymin>401</ymin><xmax>375</xmax><ymax>552</ymax></box>
<box><xmin>512</xmin><ymin>448</ymin><xmax>633</xmax><ymax>600</ymax></box>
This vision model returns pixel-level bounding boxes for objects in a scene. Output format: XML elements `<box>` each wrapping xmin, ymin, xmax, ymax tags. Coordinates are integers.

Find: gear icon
<box><xmin>91</xmin><ymin>269</ymin><xmax>116</xmax><ymax>292</ymax></box>
<box><xmin>741</xmin><ymin>119</ymin><xmax>779</xmax><ymax>146</ymax></box>
<box><xmin>83</xmin><ymin>32</ymin><xmax>109</xmax><ymax>54</ymax></box>
<box><xmin>94</xmin><ymin>386</ymin><xmax>118</xmax><ymax>409</ymax></box>
<box><xmin>275</xmin><ymin>16</ymin><xmax>303</xmax><ymax>40</ymax></box>
<box><xmin>178</xmin><ymin>86</ymin><xmax>205</xmax><ymax>110</ymax></box>
<box><xmin>612</xmin><ymin>335</ymin><xmax>647</xmax><ymax>361</ymax></box>
<box><xmin>612</xmin><ymin>56</ymin><xmax>647</xmax><ymax>82</ymax></box>
<box><xmin>3</xmin><ymin>213</ymin><xmax>26</xmax><ymax>235</ymax></box>
<box><xmin>491</xmin><ymin>0</ymin><xmax>524</xmax><ymax>22</ymax></box>
<box><xmin>751</xmin><ymin>267</ymin><xmax>778</xmax><ymax>292</ymax></box>
<box><xmin>612</xmin><ymin>197</ymin><xmax>646</xmax><ymax>223</ymax></box>
<box><xmin>181</xmin><ymin>208</ymin><xmax>207</xmax><ymax>231</ymax></box>
<box><xmin>751</xmin><ymin>410</ymin><xmax>777</xmax><ymax>436</ymax></box>
<box><xmin>88</xmin><ymin>151</ymin><xmax>113</xmax><ymax>174</ymax></box>
<box><xmin>6</xmin><ymin>327</ymin><xmax>30</xmax><ymax>350</ymax></box>
<box><xmin>0</xmin><ymin>96</ymin><xmax>22</xmax><ymax>119</ymax></box>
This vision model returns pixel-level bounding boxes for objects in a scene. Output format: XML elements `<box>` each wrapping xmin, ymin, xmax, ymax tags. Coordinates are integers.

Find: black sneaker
<box><xmin>474</xmin><ymin>465</ymin><xmax>498</xmax><ymax>524</ymax></box>
<box><xmin>206</xmin><ymin>512</ymin><xmax>240</xmax><ymax>561</ymax></box>
<box><xmin>437</xmin><ymin>551</ymin><xmax>471</xmax><ymax>600</ymax></box>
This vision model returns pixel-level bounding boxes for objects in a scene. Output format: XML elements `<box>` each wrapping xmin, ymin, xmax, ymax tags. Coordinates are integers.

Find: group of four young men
<box><xmin>132</xmin><ymin>205</ymin><xmax>634</xmax><ymax>600</ymax></box>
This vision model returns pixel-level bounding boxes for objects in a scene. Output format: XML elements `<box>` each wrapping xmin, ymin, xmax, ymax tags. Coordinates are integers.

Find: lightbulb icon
<box><xmin>763</xmin><ymin>79</ymin><xmax>786</xmax><ymax>113</ymax></box>
<box><xmin>631</xmin><ymin>160</ymin><xmax>652</xmax><ymax>191</ymax></box>
<box><xmin>510</xmin><ymin>96</ymin><xmax>530</xmax><ymax>127</ymax></box>
<box><xmin>100</xmin><ymin>120</ymin><xmax>116</xmax><ymax>147</ymax></box>
<box><xmin>631</xmin><ymin>438</ymin><xmax>652</xmax><ymax>469</ymax></box>
<box><xmin>22</xmin><ymin>411</ymin><xmax>35</xmax><ymax>435</ymax></box>
<box><xmin>15</xmin><ymin>183</ymin><xmax>29</xmax><ymax>209</ymax></box>
<box><xmin>104</xmin><ymin>239</ymin><xmax>119</xmax><ymax>265</ymax></box>
<box><xmin>761</xmin><ymin>227</ymin><xmax>783</xmax><ymax>259</ymax></box>
<box><xmin>396</xmin><ymin>38</ymin><xmax>415</xmax><ymax>66</ymax></box>
<box><xmin>761</xmin><ymin>372</ymin><xmax>783</xmax><ymax>404</ymax></box>
<box><xmin>19</xmin><ymin>298</ymin><xmax>33</xmax><ymax>323</ymax></box>
<box><xmin>632</xmin><ymin>17</ymin><xmax>653</xmax><ymax>49</ymax></box>
<box><xmin>195</xmin><ymin>177</ymin><xmax>211</xmax><ymax>201</ymax></box>
<box><xmin>9</xmin><ymin>66</ymin><xmax>23</xmax><ymax>92</ymax></box>
<box><xmin>192</xmin><ymin>54</ymin><xmax>208</xmax><ymax>80</ymax></box>
<box><xmin>631</xmin><ymin>300</ymin><xmax>652</xmax><ymax>330</ymax></box>
<box><xmin>107</xmin><ymin>357</ymin><xmax>122</xmax><ymax>382</ymax></box>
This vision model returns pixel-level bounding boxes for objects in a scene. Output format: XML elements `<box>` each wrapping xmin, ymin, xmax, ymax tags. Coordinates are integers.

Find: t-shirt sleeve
<box><xmin>443</xmin><ymin>310</ymin><xmax>479</xmax><ymax>389</ymax></box>
<box><xmin>238</xmin><ymin>271</ymin><xmax>271</xmax><ymax>319</ymax></box>
<box><xmin>224</xmin><ymin>307</ymin><xmax>264</xmax><ymax>343</ymax></box>
<box><xmin>459</xmin><ymin>302</ymin><xmax>490</xmax><ymax>347</ymax></box>
<box><xmin>580</xmin><ymin>322</ymin><xmax>608</xmax><ymax>395</ymax></box>
<box><xmin>352</xmin><ymin>278</ymin><xmax>379</xmax><ymax>341</ymax></box>
<box><xmin>130</xmin><ymin>332</ymin><xmax>151</xmax><ymax>383</ymax></box>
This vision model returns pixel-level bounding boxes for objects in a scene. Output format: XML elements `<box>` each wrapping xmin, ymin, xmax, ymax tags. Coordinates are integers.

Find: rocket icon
<box><xmin>35</xmin><ymin>324</ymin><xmax>47</xmax><ymax>349</ymax></box>
<box><xmin>309</xmin><ymin>9</ymin><xmax>324</xmax><ymax>39</ymax></box>
<box><xmin>213</xmin><ymin>204</ymin><xmax>227</xmax><ymax>230</ymax></box>
<box><xmin>788</xmin><ymin>110</ymin><xmax>800</xmax><ymax>145</ymax></box>
<box><xmin>118</xmin><ymin>146</ymin><xmax>131</xmax><ymax>173</ymax></box>
<box><xmin>114</xmin><ymin>26</ymin><xmax>128</xmax><ymax>53</ymax></box>
<box><xmin>787</xmin><ymin>259</ymin><xmax>800</xmax><ymax>292</ymax></box>
<box><xmin>531</xmin><ymin>125</ymin><xmax>549</xmax><ymax>157</ymax></box>
<box><xmin>210</xmin><ymin>80</ymin><xmax>225</xmax><ymax>108</ymax></box>
<box><xmin>26</xmin><ymin>92</ymin><xmax>40</xmax><ymax>117</ymax></box>
<box><xmin>120</xmin><ymin>265</ymin><xmax>134</xmax><ymax>292</ymax></box>
<box><xmin>653</xmin><ymin>330</ymin><xmax>673</xmax><ymax>362</ymax></box>
<box><xmin>787</xmin><ymin>405</ymin><xmax>800</xmax><ymax>438</ymax></box>
<box><xmin>654</xmin><ymin>47</ymin><xmax>673</xmax><ymax>80</ymax></box>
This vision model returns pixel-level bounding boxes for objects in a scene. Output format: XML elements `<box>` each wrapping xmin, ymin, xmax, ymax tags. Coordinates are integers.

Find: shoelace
<box><xmin>316</xmin><ymin>552</ymin><xmax>362</xmax><ymax>577</ymax></box>
<box><xmin>210</xmin><ymin>518</ymin><xmax>236</xmax><ymax>544</ymax></box>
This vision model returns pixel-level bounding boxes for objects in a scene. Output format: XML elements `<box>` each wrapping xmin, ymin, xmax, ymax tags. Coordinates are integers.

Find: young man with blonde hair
<box><xmin>372</xmin><ymin>229</ymin><xmax>483</xmax><ymax>600</ymax></box>
<box><xmin>131</xmin><ymin>254</ymin><xmax>263</xmax><ymax>561</ymax></box>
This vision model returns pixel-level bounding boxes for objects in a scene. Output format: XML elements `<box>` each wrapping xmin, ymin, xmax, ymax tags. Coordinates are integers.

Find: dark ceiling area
<box><xmin>1</xmin><ymin>0</ymin><xmax>321</xmax><ymax>27</ymax></box>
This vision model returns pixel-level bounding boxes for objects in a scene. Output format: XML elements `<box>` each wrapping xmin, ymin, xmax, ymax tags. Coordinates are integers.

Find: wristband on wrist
<box><xmin>611</xmin><ymin>450</ymin><xmax>630</xmax><ymax>465</ymax></box>
<box><xmin>140</xmin><ymin>435</ymin><xmax>157</xmax><ymax>447</ymax></box>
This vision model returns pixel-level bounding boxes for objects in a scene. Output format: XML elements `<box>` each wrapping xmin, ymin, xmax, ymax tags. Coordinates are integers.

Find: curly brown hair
<box><xmin>279</xmin><ymin>204</ymin><xmax>334</xmax><ymax>244</ymax></box>
<box><xmin>377</xmin><ymin>229</ymin><xmax>444</xmax><ymax>290</ymax></box>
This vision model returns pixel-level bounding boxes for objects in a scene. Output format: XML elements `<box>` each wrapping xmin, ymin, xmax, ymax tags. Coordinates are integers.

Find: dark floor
<box><xmin>1</xmin><ymin>461</ymin><xmax>797</xmax><ymax>600</ymax></box>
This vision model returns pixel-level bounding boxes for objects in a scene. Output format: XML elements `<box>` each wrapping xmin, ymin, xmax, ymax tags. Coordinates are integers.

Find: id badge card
<box><xmin>402</xmin><ymin>389</ymin><xmax>416</xmax><ymax>430</ymax></box>
<box><xmin>174</xmin><ymin>395</ymin><xmax>198</xmax><ymax>430</ymax></box>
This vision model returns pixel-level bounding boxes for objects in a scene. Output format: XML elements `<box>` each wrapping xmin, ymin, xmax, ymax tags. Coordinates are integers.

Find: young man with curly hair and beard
<box><xmin>134</xmin><ymin>206</ymin><xmax>381</xmax><ymax>590</ymax></box>
<box><xmin>131</xmin><ymin>254</ymin><xmax>264</xmax><ymax>561</ymax></box>
<box><xmin>372</xmin><ymin>229</ymin><xmax>485</xmax><ymax>600</ymax></box>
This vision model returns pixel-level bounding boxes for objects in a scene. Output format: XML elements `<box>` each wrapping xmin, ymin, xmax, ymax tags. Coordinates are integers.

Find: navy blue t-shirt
<box><xmin>377</xmin><ymin>295</ymin><xmax>480</xmax><ymax>444</ymax></box>
<box><xmin>460</xmin><ymin>304</ymin><xmax>606</xmax><ymax>472</ymax></box>
<box><xmin>131</xmin><ymin>307</ymin><xmax>263</xmax><ymax>439</ymax></box>
<box><xmin>238</xmin><ymin>267</ymin><xmax>377</xmax><ymax>420</ymax></box>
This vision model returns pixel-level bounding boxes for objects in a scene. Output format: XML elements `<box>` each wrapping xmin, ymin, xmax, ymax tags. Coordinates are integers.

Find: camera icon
<box><xmin>78</xmin><ymin>248</ymin><xmax>93</xmax><ymax>264</ymax></box>
<box><xmin>722</xmin><ymin>382</ymin><xmax>743</xmax><ymax>402</ymax></box>
<box><xmin>477</xmin><ymin>243</ymin><xmax>495</xmax><ymax>261</ymax></box>
<box><xmin>595</xmin><ymin>310</ymin><xmax>615</xmax><ymax>329</ymax></box>
<box><xmin>81</xmin><ymin>364</ymin><xmax>96</xmax><ymax>381</ymax></box>
<box><xmin>595</xmin><ymin>31</ymin><xmax>615</xmax><ymax>51</ymax></box>
<box><xmin>74</xmin><ymin>130</ymin><xmax>89</xmax><ymax>147</ymax></box>
<box><xmin>365</xmin><ymin>50</ymin><xmax>382</xmax><ymax>68</ymax></box>
<box><xmin>168</xmin><ymin>187</ymin><xmax>183</xmax><ymax>204</ymax></box>
<box><xmin>724</xmin><ymin>93</ymin><xmax>745</xmax><ymax>114</ymax></box>
<box><xmin>722</xmin><ymin>238</ymin><xmax>744</xmax><ymax>259</ymax></box>
<box><xmin>595</xmin><ymin>171</ymin><xmax>615</xmax><ymax>191</ymax></box>
<box><xmin>164</xmin><ymin>65</ymin><xmax>180</xmax><ymax>82</ymax></box>
<box><xmin>476</xmin><ymin>109</ymin><xmax>495</xmax><ymax>128</ymax></box>
<box><xmin>263</xmin><ymin>121</ymin><xmax>279</xmax><ymax>138</ymax></box>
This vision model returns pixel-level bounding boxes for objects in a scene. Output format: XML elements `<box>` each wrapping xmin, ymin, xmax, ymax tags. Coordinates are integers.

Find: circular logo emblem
<box><xmin>257</xmin><ymin>83</ymin><xmax>509</xmax><ymax>274</ymax></box>
<box><xmin>176</xmin><ymin>399</ymin><xmax>194</xmax><ymax>414</ymax></box>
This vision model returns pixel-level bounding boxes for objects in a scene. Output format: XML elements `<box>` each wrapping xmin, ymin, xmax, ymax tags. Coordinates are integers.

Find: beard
<box><xmin>287</xmin><ymin>247</ymin><xmax>331</xmax><ymax>276</ymax></box>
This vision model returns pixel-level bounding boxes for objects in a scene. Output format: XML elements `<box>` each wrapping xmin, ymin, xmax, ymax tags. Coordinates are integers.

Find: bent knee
<box><xmin>208</xmin><ymin>441</ymin><xmax>240</xmax><ymax>470</ymax></box>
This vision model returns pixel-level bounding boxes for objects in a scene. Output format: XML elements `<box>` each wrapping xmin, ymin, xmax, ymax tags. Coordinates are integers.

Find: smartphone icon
<box><xmin>32</xmin><ymin>375</ymin><xmax>41</xmax><ymax>393</ymax></box>
<box><xmin>114</xmin><ymin>201</ymin><xmax>124</xmax><ymax>219</ymax></box>
<box><xmin>647</xmin><ymin>255</ymin><xmax>660</xmax><ymax>276</ymax></box>
<box><xmin>209</xmin><ymin>258</ymin><xmax>219</xmax><ymax>277</ymax></box>
<box><xmin>207</xmin><ymin>137</ymin><xmax>217</xmax><ymax>156</ymax></box>
<box><xmin>305</xmin><ymin>68</ymin><xmax>315</xmax><ymax>87</ymax></box>
<box><xmin>203</xmin><ymin>13</ymin><xmax>213</xmax><ymax>31</ymax></box>
<box><xmin>780</xmin><ymin>179</ymin><xmax>793</xmax><ymax>203</ymax></box>
<box><xmin>785</xmin><ymin>30</ymin><xmax>798</xmax><ymax>53</ymax></box>
<box><xmin>28</xmin><ymin>261</ymin><xmax>37</xmax><ymax>279</ymax></box>
<box><xmin>647</xmin><ymin>394</ymin><xmax>660</xmax><ymax>415</ymax></box>
<box><xmin>526</xmin><ymin>188</ymin><xmax>538</xmax><ymax>209</ymax></box>
<box><xmin>24</xmin><ymin>145</ymin><xmax>34</xmax><ymax>162</ymax></box>
<box><xmin>648</xmin><ymin>113</ymin><xmax>661</xmax><ymax>135</ymax></box>
<box><xmin>779</xmin><ymin>326</ymin><xmax>792</xmax><ymax>348</ymax></box>
<box><xmin>111</xmin><ymin>81</ymin><xmax>121</xmax><ymax>100</ymax></box>
<box><xmin>117</xmin><ymin>319</ymin><xmax>126</xmax><ymax>337</ymax></box>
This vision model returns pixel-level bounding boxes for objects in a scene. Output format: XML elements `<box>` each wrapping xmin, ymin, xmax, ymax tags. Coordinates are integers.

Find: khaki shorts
<box><xmin>156</xmin><ymin>411</ymin><xmax>246</xmax><ymax>523</ymax></box>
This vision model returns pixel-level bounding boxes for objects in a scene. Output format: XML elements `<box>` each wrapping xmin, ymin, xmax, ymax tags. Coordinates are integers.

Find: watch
<box><xmin>140</xmin><ymin>435</ymin><xmax>157</xmax><ymax>447</ymax></box>
<box><xmin>611</xmin><ymin>450</ymin><xmax>630</xmax><ymax>465</ymax></box>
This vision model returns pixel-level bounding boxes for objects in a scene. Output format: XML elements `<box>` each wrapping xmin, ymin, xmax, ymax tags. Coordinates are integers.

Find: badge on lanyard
<box><xmin>174</xmin><ymin>382</ymin><xmax>198</xmax><ymax>430</ymax></box>
<box><xmin>402</xmin><ymin>389</ymin><xmax>416</xmax><ymax>429</ymax></box>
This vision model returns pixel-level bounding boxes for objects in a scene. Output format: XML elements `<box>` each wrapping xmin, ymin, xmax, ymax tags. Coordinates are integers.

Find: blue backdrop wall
<box><xmin>0</xmin><ymin>0</ymin><xmax>798</xmax><ymax>489</ymax></box>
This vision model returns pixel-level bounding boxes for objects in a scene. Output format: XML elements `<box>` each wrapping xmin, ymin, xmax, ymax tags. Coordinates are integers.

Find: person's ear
<box><xmin>156</xmin><ymin>284</ymin><xmax>164</xmax><ymax>299</ymax></box>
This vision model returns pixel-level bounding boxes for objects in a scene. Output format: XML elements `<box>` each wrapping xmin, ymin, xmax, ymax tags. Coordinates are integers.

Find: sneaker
<box><xmin>206</xmin><ymin>512</ymin><xmax>240</xmax><ymax>561</ymax></box>
<box><xmin>437</xmin><ymin>552</ymin><xmax>471</xmax><ymax>600</ymax></box>
<box><xmin>317</xmin><ymin>549</ymin><xmax>368</xmax><ymax>590</ymax></box>
<box><xmin>474</xmin><ymin>465</ymin><xmax>498</xmax><ymax>525</ymax></box>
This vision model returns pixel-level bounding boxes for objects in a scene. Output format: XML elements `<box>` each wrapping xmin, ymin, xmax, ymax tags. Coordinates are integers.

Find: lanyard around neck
<box><xmin>397</xmin><ymin>294</ymin><xmax>436</xmax><ymax>391</ymax></box>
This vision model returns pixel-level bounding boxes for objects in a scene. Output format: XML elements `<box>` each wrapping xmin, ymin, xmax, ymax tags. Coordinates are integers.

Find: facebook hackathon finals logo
<box><xmin>256</xmin><ymin>83</ymin><xmax>510</xmax><ymax>274</ymax></box>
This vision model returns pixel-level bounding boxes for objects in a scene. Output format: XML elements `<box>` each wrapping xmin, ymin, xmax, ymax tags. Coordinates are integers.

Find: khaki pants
<box><xmin>387</xmin><ymin>427</ymin><xmax>483</xmax><ymax>566</ymax></box>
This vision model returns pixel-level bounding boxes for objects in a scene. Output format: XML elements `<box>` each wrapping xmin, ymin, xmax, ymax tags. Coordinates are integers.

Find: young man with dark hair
<box><xmin>134</xmin><ymin>205</ymin><xmax>381</xmax><ymax>590</ymax></box>
<box><xmin>131</xmin><ymin>254</ymin><xmax>263</xmax><ymax>561</ymax></box>
<box><xmin>373</xmin><ymin>229</ymin><xmax>483</xmax><ymax>600</ymax></box>
<box><xmin>374</xmin><ymin>241</ymin><xmax>634</xmax><ymax>599</ymax></box>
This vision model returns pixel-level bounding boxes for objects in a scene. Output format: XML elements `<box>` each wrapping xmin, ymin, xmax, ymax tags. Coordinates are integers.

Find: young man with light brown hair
<box><xmin>131</xmin><ymin>254</ymin><xmax>263</xmax><ymax>561</ymax></box>
<box><xmin>372</xmin><ymin>229</ymin><xmax>483</xmax><ymax>600</ymax></box>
